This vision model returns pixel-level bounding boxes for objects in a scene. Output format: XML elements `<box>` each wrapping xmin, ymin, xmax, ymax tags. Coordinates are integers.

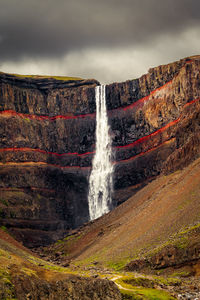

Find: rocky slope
<box><xmin>0</xmin><ymin>55</ymin><xmax>200</xmax><ymax>246</ymax></box>
<box><xmin>0</xmin><ymin>228</ymin><xmax>121</xmax><ymax>300</ymax></box>
<box><xmin>42</xmin><ymin>157</ymin><xmax>200</xmax><ymax>276</ymax></box>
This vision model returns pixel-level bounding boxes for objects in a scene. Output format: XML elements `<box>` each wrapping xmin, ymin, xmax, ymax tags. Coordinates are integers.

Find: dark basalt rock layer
<box><xmin>0</xmin><ymin>56</ymin><xmax>200</xmax><ymax>247</ymax></box>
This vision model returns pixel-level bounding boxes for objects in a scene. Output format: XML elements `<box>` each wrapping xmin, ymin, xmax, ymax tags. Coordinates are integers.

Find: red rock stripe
<box><xmin>0</xmin><ymin>60</ymin><xmax>195</xmax><ymax>121</ymax></box>
<box><xmin>0</xmin><ymin>80</ymin><xmax>173</xmax><ymax>120</ymax></box>
<box><xmin>110</xmin><ymin>60</ymin><xmax>194</xmax><ymax>114</ymax></box>
<box><xmin>0</xmin><ymin>147</ymin><xmax>94</xmax><ymax>157</ymax></box>
<box><xmin>0</xmin><ymin>110</ymin><xmax>95</xmax><ymax>120</ymax></box>
<box><xmin>116</xmin><ymin>118</ymin><xmax>180</xmax><ymax>149</ymax></box>
<box><xmin>184</xmin><ymin>98</ymin><xmax>200</xmax><ymax>107</ymax></box>
<box><xmin>116</xmin><ymin>97</ymin><xmax>200</xmax><ymax>149</ymax></box>
<box><xmin>0</xmin><ymin>140</ymin><xmax>174</xmax><ymax>169</ymax></box>
<box><xmin>0</xmin><ymin>91</ymin><xmax>197</xmax><ymax>169</ymax></box>
<box><xmin>115</xmin><ymin>138</ymin><xmax>176</xmax><ymax>165</ymax></box>
<box><xmin>120</xmin><ymin>80</ymin><xmax>172</xmax><ymax>112</ymax></box>
<box><xmin>0</xmin><ymin>97</ymin><xmax>199</xmax><ymax>157</ymax></box>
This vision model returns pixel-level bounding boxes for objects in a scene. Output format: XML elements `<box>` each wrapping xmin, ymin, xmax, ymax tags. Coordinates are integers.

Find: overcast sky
<box><xmin>0</xmin><ymin>0</ymin><xmax>199</xmax><ymax>83</ymax></box>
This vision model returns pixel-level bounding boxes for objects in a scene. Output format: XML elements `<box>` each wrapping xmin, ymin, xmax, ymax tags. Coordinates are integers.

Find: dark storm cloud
<box><xmin>0</xmin><ymin>0</ymin><xmax>200</xmax><ymax>61</ymax></box>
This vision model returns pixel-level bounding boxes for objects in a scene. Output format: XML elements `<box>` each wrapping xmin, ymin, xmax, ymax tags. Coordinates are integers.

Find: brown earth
<box><xmin>42</xmin><ymin>157</ymin><xmax>200</xmax><ymax>275</ymax></box>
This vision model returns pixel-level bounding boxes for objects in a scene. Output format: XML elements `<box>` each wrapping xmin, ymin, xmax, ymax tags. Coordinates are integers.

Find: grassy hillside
<box><xmin>0</xmin><ymin>229</ymin><xmax>121</xmax><ymax>299</ymax></box>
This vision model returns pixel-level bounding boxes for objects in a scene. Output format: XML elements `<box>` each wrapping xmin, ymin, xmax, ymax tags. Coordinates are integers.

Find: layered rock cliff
<box><xmin>109</xmin><ymin>55</ymin><xmax>200</xmax><ymax>200</ymax></box>
<box><xmin>0</xmin><ymin>55</ymin><xmax>200</xmax><ymax>247</ymax></box>
<box><xmin>0</xmin><ymin>75</ymin><xmax>98</xmax><ymax>246</ymax></box>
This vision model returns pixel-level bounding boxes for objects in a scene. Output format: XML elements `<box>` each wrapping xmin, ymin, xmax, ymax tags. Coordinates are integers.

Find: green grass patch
<box><xmin>55</xmin><ymin>233</ymin><xmax>83</xmax><ymax>246</ymax></box>
<box><xmin>120</xmin><ymin>287</ymin><xmax>175</xmax><ymax>300</ymax></box>
<box><xmin>122</xmin><ymin>276</ymin><xmax>155</xmax><ymax>289</ymax></box>
<box><xmin>152</xmin><ymin>276</ymin><xmax>181</xmax><ymax>286</ymax></box>
<box><xmin>54</xmin><ymin>233</ymin><xmax>84</xmax><ymax>253</ymax></box>
<box><xmin>121</xmin><ymin>274</ymin><xmax>181</xmax><ymax>288</ymax></box>
<box><xmin>23</xmin><ymin>117</ymin><xmax>31</xmax><ymax>123</ymax></box>
<box><xmin>0</xmin><ymin>268</ymin><xmax>11</xmax><ymax>284</ymax></box>
<box><xmin>117</xmin><ymin>277</ymin><xmax>175</xmax><ymax>300</ymax></box>
<box><xmin>0</xmin><ymin>248</ymin><xmax>11</xmax><ymax>259</ymax></box>
<box><xmin>0</xmin><ymin>265</ymin><xmax>16</xmax><ymax>299</ymax></box>
<box><xmin>22</xmin><ymin>267</ymin><xmax>38</xmax><ymax>277</ymax></box>
<box><xmin>55</xmin><ymin>239</ymin><xmax>64</xmax><ymax>245</ymax></box>
<box><xmin>0</xmin><ymin>226</ymin><xmax>8</xmax><ymax>232</ymax></box>
<box><xmin>28</xmin><ymin>255</ymin><xmax>76</xmax><ymax>274</ymax></box>
<box><xmin>64</xmin><ymin>233</ymin><xmax>82</xmax><ymax>242</ymax></box>
<box><xmin>179</xmin><ymin>223</ymin><xmax>200</xmax><ymax>235</ymax></box>
<box><xmin>107</xmin><ymin>260</ymin><xmax>129</xmax><ymax>271</ymax></box>
<box><xmin>121</xmin><ymin>289</ymin><xmax>143</xmax><ymax>299</ymax></box>
<box><xmin>116</xmin><ymin>275</ymin><xmax>179</xmax><ymax>299</ymax></box>
<box><xmin>175</xmin><ymin>237</ymin><xmax>189</xmax><ymax>249</ymax></box>
<box><xmin>171</xmin><ymin>271</ymin><xmax>191</xmax><ymax>278</ymax></box>
<box><xmin>9</xmin><ymin>73</ymin><xmax>82</xmax><ymax>81</ymax></box>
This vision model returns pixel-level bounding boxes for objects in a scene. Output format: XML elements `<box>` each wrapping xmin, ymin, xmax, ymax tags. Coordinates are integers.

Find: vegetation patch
<box><xmin>54</xmin><ymin>232</ymin><xmax>83</xmax><ymax>250</ymax></box>
<box><xmin>143</xmin><ymin>222</ymin><xmax>200</xmax><ymax>260</ymax></box>
<box><xmin>114</xmin><ymin>274</ymin><xmax>180</xmax><ymax>300</ymax></box>
<box><xmin>171</xmin><ymin>270</ymin><xmax>191</xmax><ymax>278</ymax></box>
<box><xmin>0</xmin><ymin>263</ymin><xmax>15</xmax><ymax>299</ymax></box>
<box><xmin>107</xmin><ymin>259</ymin><xmax>130</xmax><ymax>271</ymax></box>
<box><xmin>152</xmin><ymin>276</ymin><xmax>181</xmax><ymax>286</ymax></box>
<box><xmin>120</xmin><ymin>288</ymin><xmax>175</xmax><ymax>300</ymax></box>
<box><xmin>116</xmin><ymin>276</ymin><xmax>176</xmax><ymax>300</ymax></box>
<box><xmin>10</xmin><ymin>73</ymin><xmax>83</xmax><ymax>81</ymax></box>
<box><xmin>0</xmin><ymin>280</ymin><xmax>15</xmax><ymax>299</ymax></box>
<box><xmin>23</xmin><ymin>117</ymin><xmax>31</xmax><ymax>123</ymax></box>
<box><xmin>0</xmin><ymin>226</ymin><xmax>8</xmax><ymax>232</ymax></box>
<box><xmin>55</xmin><ymin>239</ymin><xmax>64</xmax><ymax>245</ymax></box>
<box><xmin>0</xmin><ymin>268</ymin><xmax>12</xmax><ymax>285</ymax></box>
<box><xmin>179</xmin><ymin>223</ymin><xmax>200</xmax><ymax>235</ymax></box>
<box><xmin>22</xmin><ymin>267</ymin><xmax>38</xmax><ymax>277</ymax></box>
<box><xmin>122</xmin><ymin>276</ymin><xmax>155</xmax><ymax>288</ymax></box>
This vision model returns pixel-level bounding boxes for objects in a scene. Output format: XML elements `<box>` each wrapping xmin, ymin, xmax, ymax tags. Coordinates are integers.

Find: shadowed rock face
<box><xmin>0</xmin><ymin>56</ymin><xmax>200</xmax><ymax>247</ymax></box>
<box><xmin>11</xmin><ymin>272</ymin><xmax>121</xmax><ymax>300</ymax></box>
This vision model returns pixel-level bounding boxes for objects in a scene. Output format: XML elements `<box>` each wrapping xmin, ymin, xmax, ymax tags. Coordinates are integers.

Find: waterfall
<box><xmin>88</xmin><ymin>85</ymin><xmax>113</xmax><ymax>220</ymax></box>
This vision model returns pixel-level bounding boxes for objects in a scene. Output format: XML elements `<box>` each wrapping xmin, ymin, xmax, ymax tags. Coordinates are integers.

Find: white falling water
<box><xmin>88</xmin><ymin>85</ymin><xmax>113</xmax><ymax>220</ymax></box>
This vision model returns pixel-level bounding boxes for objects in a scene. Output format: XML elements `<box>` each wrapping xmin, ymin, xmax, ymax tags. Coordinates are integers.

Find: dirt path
<box><xmin>111</xmin><ymin>275</ymin><xmax>134</xmax><ymax>292</ymax></box>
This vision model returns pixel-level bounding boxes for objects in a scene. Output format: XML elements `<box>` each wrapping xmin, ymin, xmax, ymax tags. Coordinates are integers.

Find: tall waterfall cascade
<box><xmin>88</xmin><ymin>85</ymin><xmax>113</xmax><ymax>220</ymax></box>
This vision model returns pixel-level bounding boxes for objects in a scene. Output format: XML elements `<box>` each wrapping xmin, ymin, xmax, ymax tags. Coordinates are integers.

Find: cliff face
<box><xmin>108</xmin><ymin>55</ymin><xmax>200</xmax><ymax>201</ymax></box>
<box><xmin>0</xmin><ymin>75</ymin><xmax>98</xmax><ymax>246</ymax></box>
<box><xmin>0</xmin><ymin>55</ymin><xmax>200</xmax><ymax>247</ymax></box>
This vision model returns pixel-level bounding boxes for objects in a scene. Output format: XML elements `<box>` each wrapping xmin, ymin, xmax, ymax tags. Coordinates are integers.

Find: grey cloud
<box><xmin>1</xmin><ymin>24</ymin><xmax>200</xmax><ymax>83</ymax></box>
<box><xmin>0</xmin><ymin>0</ymin><xmax>200</xmax><ymax>61</ymax></box>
